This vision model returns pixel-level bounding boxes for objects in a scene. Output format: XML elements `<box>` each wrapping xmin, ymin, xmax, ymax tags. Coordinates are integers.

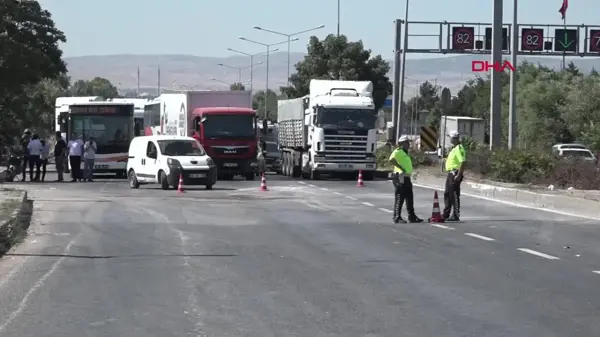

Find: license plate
<box><xmin>95</xmin><ymin>165</ymin><xmax>108</xmax><ymax>169</ymax></box>
<box><xmin>189</xmin><ymin>173</ymin><xmax>206</xmax><ymax>178</ymax></box>
<box><xmin>223</xmin><ymin>163</ymin><xmax>238</xmax><ymax>167</ymax></box>
<box><xmin>338</xmin><ymin>164</ymin><xmax>353</xmax><ymax>168</ymax></box>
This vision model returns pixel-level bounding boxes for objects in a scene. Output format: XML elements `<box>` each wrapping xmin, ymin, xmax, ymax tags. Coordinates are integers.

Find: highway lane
<box><xmin>301</xmin><ymin>178</ymin><xmax>600</xmax><ymax>272</ymax></box>
<box><xmin>0</xmin><ymin>174</ymin><xmax>599</xmax><ymax>336</ymax></box>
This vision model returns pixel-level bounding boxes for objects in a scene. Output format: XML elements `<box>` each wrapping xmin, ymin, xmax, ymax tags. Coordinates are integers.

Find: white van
<box><xmin>127</xmin><ymin>135</ymin><xmax>217</xmax><ymax>190</ymax></box>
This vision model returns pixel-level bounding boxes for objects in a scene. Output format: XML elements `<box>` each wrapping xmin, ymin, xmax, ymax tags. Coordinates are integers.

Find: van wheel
<box><xmin>128</xmin><ymin>170</ymin><xmax>140</xmax><ymax>189</ymax></box>
<box><xmin>160</xmin><ymin>171</ymin><xmax>170</xmax><ymax>190</ymax></box>
<box><xmin>205</xmin><ymin>184</ymin><xmax>213</xmax><ymax>190</ymax></box>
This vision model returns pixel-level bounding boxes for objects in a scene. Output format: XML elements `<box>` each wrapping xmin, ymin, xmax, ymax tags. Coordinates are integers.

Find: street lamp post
<box><xmin>226</xmin><ymin>48</ymin><xmax>278</xmax><ymax>105</ymax></box>
<box><xmin>238</xmin><ymin>36</ymin><xmax>298</xmax><ymax>118</ymax></box>
<box><xmin>217</xmin><ymin>62</ymin><xmax>264</xmax><ymax>85</ymax></box>
<box><xmin>253</xmin><ymin>25</ymin><xmax>325</xmax><ymax>86</ymax></box>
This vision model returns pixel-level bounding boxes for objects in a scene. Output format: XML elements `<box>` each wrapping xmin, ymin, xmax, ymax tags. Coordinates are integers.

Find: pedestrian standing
<box><xmin>388</xmin><ymin>135</ymin><xmax>423</xmax><ymax>224</ymax></box>
<box><xmin>83</xmin><ymin>136</ymin><xmax>97</xmax><ymax>182</ymax></box>
<box><xmin>27</xmin><ymin>134</ymin><xmax>43</xmax><ymax>181</ymax></box>
<box><xmin>20</xmin><ymin>129</ymin><xmax>32</xmax><ymax>181</ymax></box>
<box><xmin>257</xmin><ymin>140</ymin><xmax>267</xmax><ymax>176</ymax></box>
<box><xmin>54</xmin><ymin>131</ymin><xmax>67</xmax><ymax>181</ymax></box>
<box><xmin>443</xmin><ymin>131</ymin><xmax>466</xmax><ymax>221</ymax></box>
<box><xmin>40</xmin><ymin>140</ymin><xmax>49</xmax><ymax>182</ymax></box>
<box><xmin>67</xmin><ymin>136</ymin><xmax>84</xmax><ymax>182</ymax></box>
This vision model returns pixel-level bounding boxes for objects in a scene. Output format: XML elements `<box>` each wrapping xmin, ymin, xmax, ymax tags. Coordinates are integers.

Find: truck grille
<box><xmin>211</xmin><ymin>146</ymin><xmax>249</xmax><ymax>156</ymax></box>
<box><xmin>322</xmin><ymin>134</ymin><xmax>370</xmax><ymax>162</ymax></box>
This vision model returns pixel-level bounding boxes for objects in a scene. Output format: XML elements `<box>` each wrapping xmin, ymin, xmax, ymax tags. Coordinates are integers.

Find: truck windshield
<box><xmin>71</xmin><ymin>115</ymin><xmax>131</xmax><ymax>154</ymax></box>
<box><xmin>158</xmin><ymin>140</ymin><xmax>205</xmax><ymax>156</ymax></box>
<box><xmin>203</xmin><ymin>115</ymin><xmax>255</xmax><ymax>139</ymax></box>
<box><xmin>317</xmin><ymin>108</ymin><xmax>376</xmax><ymax>129</ymax></box>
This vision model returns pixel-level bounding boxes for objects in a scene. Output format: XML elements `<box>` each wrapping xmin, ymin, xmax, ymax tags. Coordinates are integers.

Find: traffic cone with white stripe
<box><xmin>356</xmin><ymin>170</ymin><xmax>365</xmax><ymax>187</ymax></box>
<box><xmin>177</xmin><ymin>173</ymin><xmax>185</xmax><ymax>193</ymax></box>
<box><xmin>427</xmin><ymin>191</ymin><xmax>444</xmax><ymax>223</ymax></box>
<box><xmin>260</xmin><ymin>173</ymin><xmax>268</xmax><ymax>191</ymax></box>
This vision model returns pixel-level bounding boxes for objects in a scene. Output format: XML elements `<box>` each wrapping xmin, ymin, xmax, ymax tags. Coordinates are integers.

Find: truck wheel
<box><xmin>205</xmin><ymin>184</ymin><xmax>213</xmax><ymax>190</ymax></box>
<box><xmin>245</xmin><ymin>173</ymin><xmax>255</xmax><ymax>181</ymax></box>
<box><xmin>282</xmin><ymin>153</ymin><xmax>289</xmax><ymax>176</ymax></box>
<box><xmin>362</xmin><ymin>172</ymin><xmax>374</xmax><ymax>181</ymax></box>
<box><xmin>310</xmin><ymin>170</ymin><xmax>320</xmax><ymax>180</ymax></box>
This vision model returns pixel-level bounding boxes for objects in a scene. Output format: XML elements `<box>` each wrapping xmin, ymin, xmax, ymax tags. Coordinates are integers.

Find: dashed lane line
<box><xmin>517</xmin><ymin>248</ymin><xmax>560</xmax><ymax>260</ymax></box>
<box><xmin>333</xmin><ymin>192</ymin><xmax>343</xmax><ymax>196</ymax></box>
<box><xmin>320</xmin><ymin>187</ymin><xmax>329</xmax><ymax>191</ymax></box>
<box><xmin>593</xmin><ymin>271</ymin><xmax>600</xmax><ymax>275</ymax></box>
<box><xmin>346</xmin><ymin>196</ymin><xmax>357</xmax><ymax>201</ymax></box>
<box><xmin>378</xmin><ymin>208</ymin><xmax>393</xmax><ymax>213</ymax></box>
<box><xmin>431</xmin><ymin>224</ymin><xmax>455</xmax><ymax>230</ymax></box>
<box><xmin>464</xmin><ymin>233</ymin><xmax>496</xmax><ymax>241</ymax></box>
<box><xmin>362</xmin><ymin>202</ymin><xmax>375</xmax><ymax>207</ymax></box>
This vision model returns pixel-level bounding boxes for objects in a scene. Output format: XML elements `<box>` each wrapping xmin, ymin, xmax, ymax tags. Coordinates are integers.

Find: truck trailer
<box><xmin>277</xmin><ymin>79</ymin><xmax>378</xmax><ymax>180</ymax></box>
<box><xmin>143</xmin><ymin>90</ymin><xmax>258</xmax><ymax>180</ymax></box>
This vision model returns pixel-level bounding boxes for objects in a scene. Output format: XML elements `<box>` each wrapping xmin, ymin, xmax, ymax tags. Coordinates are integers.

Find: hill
<box><xmin>64</xmin><ymin>53</ymin><xmax>600</xmax><ymax>96</ymax></box>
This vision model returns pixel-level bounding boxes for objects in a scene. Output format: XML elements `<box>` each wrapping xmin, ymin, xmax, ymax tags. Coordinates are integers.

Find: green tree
<box><xmin>69</xmin><ymin>77</ymin><xmax>120</xmax><ymax>98</ymax></box>
<box><xmin>0</xmin><ymin>0</ymin><xmax>67</xmax><ymax>139</ymax></box>
<box><xmin>253</xmin><ymin>90</ymin><xmax>278</xmax><ymax>120</ymax></box>
<box><xmin>280</xmin><ymin>34</ymin><xmax>392</xmax><ymax>110</ymax></box>
<box><xmin>230</xmin><ymin>82</ymin><xmax>246</xmax><ymax>91</ymax></box>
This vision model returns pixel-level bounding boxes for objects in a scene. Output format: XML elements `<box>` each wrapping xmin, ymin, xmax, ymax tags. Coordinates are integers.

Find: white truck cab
<box><xmin>127</xmin><ymin>135</ymin><xmax>217</xmax><ymax>190</ymax></box>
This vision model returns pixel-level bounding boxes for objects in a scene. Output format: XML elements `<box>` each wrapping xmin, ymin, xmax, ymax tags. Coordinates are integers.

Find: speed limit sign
<box><xmin>520</xmin><ymin>28</ymin><xmax>544</xmax><ymax>51</ymax></box>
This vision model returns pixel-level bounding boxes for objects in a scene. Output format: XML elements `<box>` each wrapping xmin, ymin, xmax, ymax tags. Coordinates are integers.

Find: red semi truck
<box><xmin>143</xmin><ymin>91</ymin><xmax>259</xmax><ymax>180</ymax></box>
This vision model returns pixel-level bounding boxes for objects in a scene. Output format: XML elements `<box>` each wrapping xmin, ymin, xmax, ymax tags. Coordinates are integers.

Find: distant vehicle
<box><xmin>264</xmin><ymin>141</ymin><xmax>281</xmax><ymax>173</ymax></box>
<box><xmin>557</xmin><ymin>148</ymin><xmax>596</xmax><ymax>162</ymax></box>
<box><xmin>143</xmin><ymin>91</ymin><xmax>258</xmax><ymax>181</ymax></box>
<box><xmin>277</xmin><ymin>79</ymin><xmax>378</xmax><ymax>180</ymax></box>
<box><xmin>127</xmin><ymin>135</ymin><xmax>217</xmax><ymax>190</ymax></box>
<box><xmin>552</xmin><ymin>143</ymin><xmax>589</xmax><ymax>153</ymax></box>
<box><xmin>55</xmin><ymin>100</ymin><xmax>135</xmax><ymax>177</ymax></box>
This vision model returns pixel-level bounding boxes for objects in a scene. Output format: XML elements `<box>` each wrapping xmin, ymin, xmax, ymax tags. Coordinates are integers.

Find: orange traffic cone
<box><xmin>177</xmin><ymin>173</ymin><xmax>185</xmax><ymax>193</ymax></box>
<box><xmin>260</xmin><ymin>173</ymin><xmax>268</xmax><ymax>191</ymax></box>
<box><xmin>427</xmin><ymin>191</ymin><xmax>444</xmax><ymax>223</ymax></box>
<box><xmin>356</xmin><ymin>170</ymin><xmax>365</xmax><ymax>187</ymax></box>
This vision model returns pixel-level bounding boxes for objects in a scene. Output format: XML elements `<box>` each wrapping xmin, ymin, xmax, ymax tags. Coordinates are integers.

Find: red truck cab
<box><xmin>191</xmin><ymin>107</ymin><xmax>258</xmax><ymax>180</ymax></box>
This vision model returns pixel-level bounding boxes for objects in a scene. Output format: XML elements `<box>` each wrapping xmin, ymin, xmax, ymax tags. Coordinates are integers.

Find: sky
<box><xmin>39</xmin><ymin>0</ymin><xmax>598</xmax><ymax>60</ymax></box>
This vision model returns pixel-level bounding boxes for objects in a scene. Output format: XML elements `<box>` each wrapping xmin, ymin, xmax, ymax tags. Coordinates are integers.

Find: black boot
<box><xmin>408</xmin><ymin>215</ymin><xmax>423</xmax><ymax>223</ymax></box>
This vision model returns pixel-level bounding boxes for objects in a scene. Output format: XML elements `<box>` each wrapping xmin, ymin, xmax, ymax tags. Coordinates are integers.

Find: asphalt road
<box><xmin>0</xmin><ymin>172</ymin><xmax>599</xmax><ymax>336</ymax></box>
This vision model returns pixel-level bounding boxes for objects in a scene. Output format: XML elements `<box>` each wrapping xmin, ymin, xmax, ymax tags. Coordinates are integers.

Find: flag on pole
<box><xmin>559</xmin><ymin>0</ymin><xmax>568</xmax><ymax>20</ymax></box>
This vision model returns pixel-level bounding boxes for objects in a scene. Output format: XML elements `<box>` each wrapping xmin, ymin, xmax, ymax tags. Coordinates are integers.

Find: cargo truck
<box><xmin>143</xmin><ymin>90</ymin><xmax>258</xmax><ymax>180</ymax></box>
<box><xmin>276</xmin><ymin>79</ymin><xmax>378</xmax><ymax>180</ymax></box>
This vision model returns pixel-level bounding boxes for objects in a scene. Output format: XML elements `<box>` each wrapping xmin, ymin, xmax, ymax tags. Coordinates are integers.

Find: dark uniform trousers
<box><xmin>443</xmin><ymin>171</ymin><xmax>462</xmax><ymax>219</ymax></box>
<box><xmin>392</xmin><ymin>173</ymin><xmax>416</xmax><ymax>220</ymax></box>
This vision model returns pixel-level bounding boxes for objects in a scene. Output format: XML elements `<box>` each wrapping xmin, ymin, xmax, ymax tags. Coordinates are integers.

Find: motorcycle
<box><xmin>5</xmin><ymin>154</ymin><xmax>23</xmax><ymax>182</ymax></box>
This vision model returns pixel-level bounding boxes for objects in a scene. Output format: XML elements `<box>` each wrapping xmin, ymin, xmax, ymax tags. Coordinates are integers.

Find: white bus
<box><xmin>56</xmin><ymin>101</ymin><xmax>136</xmax><ymax>177</ymax></box>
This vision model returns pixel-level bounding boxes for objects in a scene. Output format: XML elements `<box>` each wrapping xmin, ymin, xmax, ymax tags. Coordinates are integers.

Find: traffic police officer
<box><xmin>388</xmin><ymin>135</ymin><xmax>423</xmax><ymax>223</ymax></box>
<box><xmin>443</xmin><ymin>130</ymin><xmax>466</xmax><ymax>221</ymax></box>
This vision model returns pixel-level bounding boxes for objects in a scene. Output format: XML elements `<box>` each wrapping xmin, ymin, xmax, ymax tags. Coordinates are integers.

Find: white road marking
<box><xmin>431</xmin><ymin>224</ymin><xmax>455</xmax><ymax>230</ymax></box>
<box><xmin>320</xmin><ymin>187</ymin><xmax>329</xmax><ymax>191</ymax></box>
<box><xmin>464</xmin><ymin>233</ymin><xmax>495</xmax><ymax>241</ymax></box>
<box><xmin>362</xmin><ymin>202</ymin><xmax>375</xmax><ymax>207</ymax></box>
<box><xmin>308</xmin><ymin>184</ymin><xmax>316</xmax><ymax>187</ymax></box>
<box><xmin>346</xmin><ymin>196</ymin><xmax>357</xmax><ymax>201</ymax></box>
<box><xmin>517</xmin><ymin>248</ymin><xmax>559</xmax><ymax>260</ymax></box>
<box><xmin>333</xmin><ymin>192</ymin><xmax>343</xmax><ymax>195</ymax></box>
<box><xmin>593</xmin><ymin>271</ymin><xmax>600</xmax><ymax>275</ymax></box>
<box><xmin>0</xmin><ymin>238</ymin><xmax>77</xmax><ymax>333</ymax></box>
<box><xmin>297</xmin><ymin>181</ymin><xmax>307</xmax><ymax>185</ymax></box>
<box><xmin>378</xmin><ymin>208</ymin><xmax>393</xmax><ymax>213</ymax></box>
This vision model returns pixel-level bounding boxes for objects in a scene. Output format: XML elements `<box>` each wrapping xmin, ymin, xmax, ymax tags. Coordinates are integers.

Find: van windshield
<box><xmin>157</xmin><ymin>140</ymin><xmax>205</xmax><ymax>156</ymax></box>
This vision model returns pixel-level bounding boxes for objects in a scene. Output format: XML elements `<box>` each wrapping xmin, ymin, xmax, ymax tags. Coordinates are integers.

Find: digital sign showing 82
<box><xmin>451</xmin><ymin>26</ymin><xmax>475</xmax><ymax>50</ymax></box>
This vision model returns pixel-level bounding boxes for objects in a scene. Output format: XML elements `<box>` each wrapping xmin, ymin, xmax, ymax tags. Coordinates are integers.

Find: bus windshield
<box><xmin>203</xmin><ymin>115</ymin><xmax>255</xmax><ymax>139</ymax></box>
<box><xmin>71</xmin><ymin>115</ymin><xmax>132</xmax><ymax>154</ymax></box>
